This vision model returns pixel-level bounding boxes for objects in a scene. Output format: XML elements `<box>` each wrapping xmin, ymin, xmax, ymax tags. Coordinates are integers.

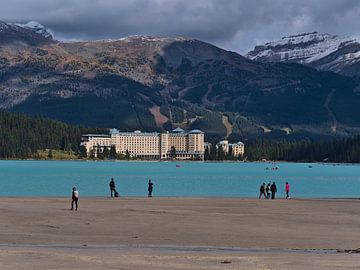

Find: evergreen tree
<box><xmin>217</xmin><ymin>146</ymin><xmax>226</xmax><ymax>161</ymax></box>
<box><xmin>125</xmin><ymin>150</ymin><xmax>131</xmax><ymax>160</ymax></box>
<box><xmin>89</xmin><ymin>149</ymin><xmax>96</xmax><ymax>159</ymax></box>
<box><xmin>109</xmin><ymin>145</ymin><xmax>117</xmax><ymax>159</ymax></box>
<box><xmin>102</xmin><ymin>147</ymin><xmax>110</xmax><ymax>159</ymax></box>
<box><xmin>48</xmin><ymin>149</ymin><xmax>53</xmax><ymax>159</ymax></box>
<box><xmin>228</xmin><ymin>145</ymin><xmax>233</xmax><ymax>160</ymax></box>
<box><xmin>204</xmin><ymin>145</ymin><xmax>211</xmax><ymax>160</ymax></box>
<box><xmin>210</xmin><ymin>144</ymin><xmax>217</xmax><ymax>160</ymax></box>
<box><xmin>79</xmin><ymin>145</ymin><xmax>87</xmax><ymax>158</ymax></box>
<box><xmin>170</xmin><ymin>146</ymin><xmax>177</xmax><ymax>160</ymax></box>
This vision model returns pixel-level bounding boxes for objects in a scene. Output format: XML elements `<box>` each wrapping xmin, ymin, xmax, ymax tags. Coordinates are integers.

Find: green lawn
<box><xmin>36</xmin><ymin>149</ymin><xmax>79</xmax><ymax>160</ymax></box>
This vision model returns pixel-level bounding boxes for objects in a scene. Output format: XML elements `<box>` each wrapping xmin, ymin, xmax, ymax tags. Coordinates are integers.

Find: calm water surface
<box><xmin>0</xmin><ymin>160</ymin><xmax>359</xmax><ymax>198</ymax></box>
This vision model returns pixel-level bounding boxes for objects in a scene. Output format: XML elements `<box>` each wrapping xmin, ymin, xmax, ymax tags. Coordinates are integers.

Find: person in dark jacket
<box><xmin>270</xmin><ymin>182</ymin><xmax>277</xmax><ymax>200</ymax></box>
<box><xmin>109</xmin><ymin>178</ymin><xmax>116</xmax><ymax>198</ymax></box>
<box><xmin>148</xmin><ymin>180</ymin><xmax>154</xmax><ymax>197</ymax></box>
<box><xmin>71</xmin><ymin>187</ymin><xmax>79</xmax><ymax>211</ymax></box>
<box><xmin>259</xmin><ymin>183</ymin><xmax>267</xmax><ymax>199</ymax></box>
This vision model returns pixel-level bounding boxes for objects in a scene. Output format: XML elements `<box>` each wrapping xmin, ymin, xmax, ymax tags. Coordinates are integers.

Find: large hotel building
<box><xmin>81</xmin><ymin>127</ymin><xmax>205</xmax><ymax>160</ymax></box>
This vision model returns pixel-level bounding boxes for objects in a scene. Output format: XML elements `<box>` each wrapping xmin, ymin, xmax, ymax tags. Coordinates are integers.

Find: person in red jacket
<box><xmin>285</xmin><ymin>182</ymin><xmax>290</xmax><ymax>199</ymax></box>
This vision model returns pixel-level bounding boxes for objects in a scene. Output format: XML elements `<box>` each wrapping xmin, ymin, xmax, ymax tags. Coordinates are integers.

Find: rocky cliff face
<box><xmin>1</xmin><ymin>25</ymin><xmax>360</xmax><ymax>140</ymax></box>
<box><xmin>245</xmin><ymin>32</ymin><xmax>360</xmax><ymax>76</ymax></box>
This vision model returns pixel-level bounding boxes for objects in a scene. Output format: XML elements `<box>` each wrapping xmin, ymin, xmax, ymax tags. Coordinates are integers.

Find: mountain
<box><xmin>0</xmin><ymin>21</ymin><xmax>53</xmax><ymax>46</ymax></box>
<box><xmin>16</xmin><ymin>21</ymin><xmax>53</xmax><ymax>39</ymax></box>
<box><xmin>245</xmin><ymin>32</ymin><xmax>360</xmax><ymax>76</ymax></box>
<box><xmin>1</xmin><ymin>25</ymin><xmax>360</xmax><ymax>141</ymax></box>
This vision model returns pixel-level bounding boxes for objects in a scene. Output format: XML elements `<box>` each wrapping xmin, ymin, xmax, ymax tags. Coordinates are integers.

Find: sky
<box><xmin>1</xmin><ymin>0</ymin><xmax>360</xmax><ymax>54</ymax></box>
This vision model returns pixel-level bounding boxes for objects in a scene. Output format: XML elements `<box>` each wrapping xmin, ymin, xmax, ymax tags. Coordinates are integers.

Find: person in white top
<box><xmin>71</xmin><ymin>187</ymin><xmax>79</xmax><ymax>211</ymax></box>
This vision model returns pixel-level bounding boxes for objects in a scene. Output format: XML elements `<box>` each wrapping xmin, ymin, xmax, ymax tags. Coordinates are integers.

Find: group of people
<box><xmin>71</xmin><ymin>179</ymin><xmax>291</xmax><ymax>211</ymax></box>
<box><xmin>259</xmin><ymin>182</ymin><xmax>290</xmax><ymax>199</ymax></box>
<box><xmin>70</xmin><ymin>178</ymin><xmax>154</xmax><ymax>210</ymax></box>
<box><xmin>109</xmin><ymin>178</ymin><xmax>154</xmax><ymax>198</ymax></box>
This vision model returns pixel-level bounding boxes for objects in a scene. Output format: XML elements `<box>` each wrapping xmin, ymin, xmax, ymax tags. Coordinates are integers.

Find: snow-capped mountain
<box><xmin>245</xmin><ymin>32</ymin><xmax>360</xmax><ymax>76</ymax></box>
<box><xmin>1</xmin><ymin>24</ymin><xmax>360</xmax><ymax>139</ymax></box>
<box><xmin>16</xmin><ymin>21</ymin><xmax>53</xmax><ymax>39</ymax></box>
<box><xmin>0</xmin><ymin>21</ymin><xmax>53</xmax><ymax>46</ymax></box>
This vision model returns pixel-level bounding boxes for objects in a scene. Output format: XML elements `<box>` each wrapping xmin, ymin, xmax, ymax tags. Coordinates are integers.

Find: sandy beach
<box><xmin>0</xmin><ymin>197</ymin><xmax>359</xmax><ymax>269</ymax></box>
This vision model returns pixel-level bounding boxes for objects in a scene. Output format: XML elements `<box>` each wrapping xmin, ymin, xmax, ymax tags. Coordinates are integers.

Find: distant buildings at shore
<box><xmin>204</xmin><ymin>140</ymin><xmax>245</xmax><ymax>159</ymax></box>
<box><xmin>81</xmin><ymin>127</ymin><xmax>205</xmax><ymax>160</ymax></box>
<box><xmin>216</xmin><ymin>140</ymin><xmax>245</xmax><ymax>157</ymax></box>
<box><xmin>81</xmin><ymin>128</ymin><xmax>245</xmax><ymax>160</ymax></box>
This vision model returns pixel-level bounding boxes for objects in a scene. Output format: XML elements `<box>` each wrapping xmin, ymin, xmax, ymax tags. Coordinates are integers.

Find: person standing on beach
<box><xmin>266</xmin><ymin>183</ymin><xmax>271</xmax><ymax>199</ymax></box>
<box><xmin>71</xmin><ymin>187</ymin><xmax>79</xmax><ymax>211</ymax></box>
<box><xmin>270</xmin><ymin>182</ymin><xmax>277</xmax><ymax>200</ymax></box>
<box><xmin>285</xmin><ymin>182</ymin><xmax>290</xmax><ymax>199</ymax></box>
<box><xmin>259</xmin><ymin>183</ymin><xmax>267</xmax><ymax>199</ymax></box>
<box><xmin>109</xmin><ymin>178</ymin><xmax>116</xmax><ymax>198</ymax></box>
<box><xmin>148</xmin><ymin>180</ymin><xmax>154</xmax><ymax>197</ymax></box>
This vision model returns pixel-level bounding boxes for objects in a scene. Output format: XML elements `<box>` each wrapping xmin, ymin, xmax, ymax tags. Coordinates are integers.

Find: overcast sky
<box><xmin>1</xmin><ymin>0</ymin><xmax>360</xmax><ymax>54</ymax></box>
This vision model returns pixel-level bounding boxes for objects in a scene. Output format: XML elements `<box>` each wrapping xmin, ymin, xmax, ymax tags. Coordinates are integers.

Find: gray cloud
<box><xmin>1</xmin><ymin>0</ymin><xmax>360</xmax><ymax>53</ymax></box>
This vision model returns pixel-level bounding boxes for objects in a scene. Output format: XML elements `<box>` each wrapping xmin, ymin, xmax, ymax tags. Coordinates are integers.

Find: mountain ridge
<box><xmin>245</xmin><ymin>31</ymin><xmax>360</xmax><ymax>76</ymax></box>
<box><xmin>15</xmin><ymin>21</ymin><xmax>53</xmax><ymax>39</ymax></box>
<box><xmin>1</xmin><ymin>23</ymin><xmax>360</xmax><ymax>140</ymax></box>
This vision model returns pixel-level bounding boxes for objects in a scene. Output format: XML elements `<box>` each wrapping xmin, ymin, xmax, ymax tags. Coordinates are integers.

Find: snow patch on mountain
<box><xmin>16</xmin><ymin>21</ymin><xmax>53</xmax><ymax>39</ymax></box>
<box><xmin>89</xmin><ymin>35</ymin><xmax>193</xmax><ymax>44</ymax></box>
<box><xmin>246</xmin><ymin>32</ymin><xmax>360</xmax><ymax>64</ymax></box>
<box><xmin>0</xmin><ymin>22</ymin><xmax>9</xmax><ymax>31</ymax></box>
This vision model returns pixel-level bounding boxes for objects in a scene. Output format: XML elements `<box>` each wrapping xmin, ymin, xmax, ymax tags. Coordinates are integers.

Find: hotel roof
<box><xmin>83</xmin><ymin>128</ymin><xmax>205</xmax><ymax>137</ymax></box>
<box><xmin>229</xmin><ymin>141</ymin><xmax>244</xmax><ymax>146</ymax></box>
<box><xmin>116</xmin><ymin>132</ymin><xmax>160</xmax><ymax>136</ymax></box>
<box><xmin>109</xmin><ymin>128</ymin><xmax>120</xmax><ymax>135</ymax></box>
<box><xmin>82</xmin><ymin>134</ymin><xmax>110</xmax><ymax>137</ymax></box>
<box><xmin>172</xmin><ymin>127</ymin><xmax>185</xmax><ymax>133</ymax></box>
<box><xmin>189</xmin><ymin>129</ymin><xmax>204</xmax><ymax>134</ymax></box>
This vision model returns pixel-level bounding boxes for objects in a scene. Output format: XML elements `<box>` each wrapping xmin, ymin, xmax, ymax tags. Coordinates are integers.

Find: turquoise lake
<box><xmin>0</xmin><ymin>160</ymin><xmax>359</xmax><ymax>198</ymax></box>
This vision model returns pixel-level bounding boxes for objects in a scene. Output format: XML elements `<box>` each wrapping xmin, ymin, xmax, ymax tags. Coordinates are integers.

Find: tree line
<box><xmin>205</xmin><ymin>136</ymin><xmax>360</xmax><ymax>163</ymax></box>
<box><xmin>204</xmin><ymin>144</ymin><xmax>243</xmax><ymax>161</ymax></box>
<box><xmin>244</xmin><ymin>137</ymin><xmax>360</xmax><ymax>163</ymax></box>
<box><xmin>2</xmin><ymin>109</ymin><xmax>360</xmax><ymax>162</ymax></box>
<box><xmin>81</xmin><ymin>145</ymin><xmax>131</xmax><ymax>160</ymax></box>
<box><xmin>0</xmin><ymin>110</ymin><xmax>104</xmax><ymax>159</ymax></box>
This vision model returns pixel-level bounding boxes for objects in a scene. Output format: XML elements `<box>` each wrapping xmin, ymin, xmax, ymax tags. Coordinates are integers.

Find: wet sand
<box><xmin>0</xmin><ymin>197</ymin><xmax>359</xmax><ymax>269</ymax></box>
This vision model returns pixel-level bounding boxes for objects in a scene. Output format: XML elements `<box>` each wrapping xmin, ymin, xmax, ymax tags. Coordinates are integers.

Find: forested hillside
<box><xmin>244</xmin><ymin>137</ymin><xmax>360</xmax><ymax>163</ymax></box>
<box><xmin>1</xmin><ymin>108</ymin><xmax>360</xmax><ymax>162</ymax></box>
<box><xmin>0</xmin><ymin>110</ymin><xmax>103</xmax><ymax>158</ymax></box>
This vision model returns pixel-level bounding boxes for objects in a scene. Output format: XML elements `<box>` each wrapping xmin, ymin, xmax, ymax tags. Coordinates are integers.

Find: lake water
<box><xmin>0</xmin><ymin>160</ymin><xmax>359</xmax><ymax>198</ymax></box>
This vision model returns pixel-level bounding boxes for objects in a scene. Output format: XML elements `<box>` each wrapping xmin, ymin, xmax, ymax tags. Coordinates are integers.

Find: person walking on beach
<box><xmin>270</xmin><ymin>182</ymin><xmax>277</xmax><ymax>200</ymax></box>
<box><xmin>259</xmin><ymin>183</ymin><xmax>267</xmax><ymax>199</ymax></box>
<box><xmin>71</xmin><ymin>187</ymin><xmax>79</xmax><ymax>211</ymax></box>
<box><xmin>109</xmin><ymin>178</ymin><xmax>116</xmax><ymax>198</ymax></box>
<box><xmin>285</xmin><ymin>182</ymin><xmax>290</xmax><ymax>199</ymax></box>
<box><xmin>266</xmin><ymin>183</ymin><xmax>271</xmax><ymax>199</ymax></box>
<box><xmin>148</xmin><ymin>179</ymin><xmax>154</xmax><ymax>197</ymax></box>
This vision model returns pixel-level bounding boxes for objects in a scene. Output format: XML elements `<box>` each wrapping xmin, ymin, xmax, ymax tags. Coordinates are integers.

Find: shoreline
<box><xmin>0</xmin><ymin>196</ymin><xmax>359</xmax><ymax>200</ymax></box>
<box><xmin>1</xmin><ymin>158</ymin><xmax>360</xmax><ymax>166</ymax></box>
